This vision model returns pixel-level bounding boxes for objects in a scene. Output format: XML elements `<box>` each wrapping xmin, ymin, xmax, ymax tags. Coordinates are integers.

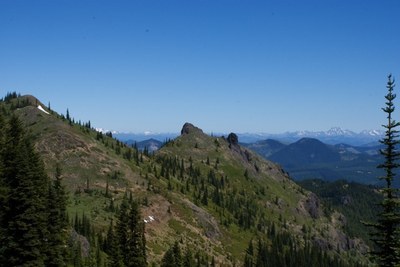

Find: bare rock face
<box><xmin>181</xmin><ymin>122</ymin><xmax>203</xmax><ymax>135</ymax></box>
<box><xmin>70</xmin><ymin>229</ymin><xmax>90</xmax><ymax>257</ymax></box>
<box><xmin>183</xmin><ymin>199</ymin><xmax>221</xmax><ymax>241</ymax></box>
<box><xmin>304</xmin><ymin>193</ymin><xmax>322</xmax><ymax>219</ymax></box>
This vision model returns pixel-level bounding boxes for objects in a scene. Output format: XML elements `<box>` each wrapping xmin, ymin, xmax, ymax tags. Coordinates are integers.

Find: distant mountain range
<box><xmin>114</xmin><ymin>128</ymin><xmax>386</xmax><ymax>186</ymax></box>
<box><xmin>125</xmin><ymin>138</ymin><xmax>163</xmax><ymax>153</ymax></box>
<box><xmin>114</xmin><ymin>127</ymin><xmax>384</xmax><ymax>147</ymax></box>
<box><xmin>237</xmin><ymin>127</ymin><xmax>383</xmax><ymax>145</ymax></box>
<box><xmin>243</xmin><ymin>137</ymin><xmax>387</xmax><ymax>186</ymax></box>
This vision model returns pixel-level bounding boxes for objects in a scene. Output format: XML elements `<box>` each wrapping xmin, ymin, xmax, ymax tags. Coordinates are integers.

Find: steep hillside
<box><xmin>153</xmin><ymin>123</ymin><xmax>370</xmax><ymax>264</ymax></box>
<box><xmin>298</xmin><ymin>179</ymin><xmax>382</xmax><ymax>246</ymax></box>
<box><xmin>0</xmin><ymin>94</ymin><xmax>371</xmax><ymax>265</ymax></box>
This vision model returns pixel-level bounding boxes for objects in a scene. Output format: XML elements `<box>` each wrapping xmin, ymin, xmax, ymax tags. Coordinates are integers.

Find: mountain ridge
<box><xmin>0</xmin><ymin>93</ymin><xmax>372</xmax><ymax>265</ymax></box>
<box><xmin>114</xmin><ymin>127</ymin><xmax>383</xmax><ymax>146</ymax></box>
<box><xmin>244</xmin><ymin>136</ymin><xmax>384</xmax><ymax>185</ymax></box>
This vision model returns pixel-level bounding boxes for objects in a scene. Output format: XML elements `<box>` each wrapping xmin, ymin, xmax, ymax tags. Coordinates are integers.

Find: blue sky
<box><xmin>1</xmin><ymin>1</ymin><xmax>399</xmax><ymax>133</ymax></box>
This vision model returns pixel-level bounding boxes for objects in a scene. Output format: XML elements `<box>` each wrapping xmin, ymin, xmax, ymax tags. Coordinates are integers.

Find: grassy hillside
<box><xmin>0</xmin><ymin>93</ymin><xmax>372</xmax><ymax>266</ymax></box>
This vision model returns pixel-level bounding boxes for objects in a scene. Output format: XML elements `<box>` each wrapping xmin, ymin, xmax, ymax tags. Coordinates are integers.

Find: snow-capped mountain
<box><xmin>95</xmin><ymin>128</ymin><xmax>119</xmax><ymax>135</ymax></box>
<box><xmin>110</xmin><ymin>127</ymin><xmax>384</xmax><ymax>147</ymax></box>
<box><xmin>237</xmin><ymin>127</ymin><xmax>384</xmax><ymax>146</ymax></box>
<box><xmin>325</xmin><ymin>127</ymin><xmax>355</xmax><ymax>136</ymax></box>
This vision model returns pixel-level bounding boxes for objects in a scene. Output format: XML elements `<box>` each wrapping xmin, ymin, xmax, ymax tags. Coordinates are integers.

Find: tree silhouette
<box><xmin>365</xmin><ymin>74</ymin><xmax>400</xmax><ymax>266</ymax></box>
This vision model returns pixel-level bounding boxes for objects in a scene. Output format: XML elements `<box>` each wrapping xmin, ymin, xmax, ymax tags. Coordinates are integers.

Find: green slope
<box><xmin>0</xmin><ymin>94</ymin><xmax>372</xmax><ymax>266</ymax></box>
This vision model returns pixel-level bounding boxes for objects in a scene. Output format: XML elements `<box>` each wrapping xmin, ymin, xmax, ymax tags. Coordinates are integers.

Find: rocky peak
<box><xmin>181</xmin><ymin>122</ymin><xmax>203</xmax><ymax>135</ymax></box>
<box><xmin>227</xmin><ymin>133</ymin><xmax>239</xmax><ymax>146</ymax></box>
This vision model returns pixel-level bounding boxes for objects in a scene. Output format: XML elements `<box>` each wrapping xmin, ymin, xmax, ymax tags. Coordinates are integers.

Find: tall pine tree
<box><xmin>126</xmin><ymin>200</ymin><xmax>147</xmax><ymax>267</ymax></box>
<box><xmin>45</xmin><ymin>164</ymin><xmax>69</xmax><ymax>266</ymax></box>
<box><xmin>0</xmin><ymin>113</ymin><xmax>6</xmax><ymax>264</ymax></box>
<box><xmin>106</xmin><ymin>196</ymin><xmax>147</xmax><ymax>267</ymax></box>
<box><xmin>116</xmin><ymin>193</ymin><xmax>130</xmax><ymax>266</ymax></box>
<box><xmin>0</xmin><ymin>115</ymin><xmax>50</xmax><ymax>266</ymax></box>
<box><xmin>366</xmin><ymin>74</ymin><xmax>400</xmax><ymax>266</ymax></box>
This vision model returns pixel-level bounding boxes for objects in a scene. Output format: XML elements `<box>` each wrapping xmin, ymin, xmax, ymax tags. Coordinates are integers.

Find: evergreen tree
<box><xmin>0</xmin><ymin>115</ymin><xmax>50</xmax><ymax>266</ymax></box>
<box><xmin>116</xmin><ymin>194</ymin><xmax>130</xmax><ymax>265</ymax></box>
<box><xmin>0</xmin><ymin>113</ymin><xmax>6</xmax><ymax>264</ymax></box>
<box><xmin>107</xmin><ymin>196</ymin><xmax>147</xmax><ymax>267</ymax></box>
<box><xmin>161</xmin><ymin>247</ymin><xmax>176</xmax><ymax>267</ymax></box>
<box><xmin>66</xmin><ymin>108</ymin><xmax>70</xmax><ymax>121</ymax></box>
<box><xmin>161</xmin><ymin>241</ymin><xmax>184</xmax><ymax>267</ymax></box>
<box><xmin>244</xmin><ymin>239</ymin><xmax>254</xmax><ymax>267</ymax></box>
<box><xmin>365</xmin><ymin>74</ymin><xmax>400</xmax><ymax>266</ymax></box>
<box><xmin>172</xmin><ymin>241</ymin><xmax>182</xmax><ymax>267</ymax></box>
<box><xmin>106</xmin><ymin>219</ymin><xmax>124</xmax><ymax>267</ymax></box>
<box><xmin>183</xmin><ymin>248</ymin><xmax>195</xmax><ymax>267</ymax></box>
<box><xmin>45</xmin><ymin>164</ymin><xmax>69</xmax><ymax>266</ymax></box>
<box><xmin>126</xmin><ymin>201</ymin><xmax>147</xmax><ymax>267</ymax></box>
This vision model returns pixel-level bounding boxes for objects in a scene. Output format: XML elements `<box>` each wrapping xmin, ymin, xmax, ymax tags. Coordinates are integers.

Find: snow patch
<box><xmin>95</xmin><ymin>128</ymin><xmax>118</xmax><ymax>134</ymax></box>
<box><xmin>144</xmin><ymin>215</ymin><xmax>155</xmax><ymax>224</ymax></box>
<box><xmin>37</xmin><ymin>105</ymin><xmax>49</xmax><ymax>115</ymax></box>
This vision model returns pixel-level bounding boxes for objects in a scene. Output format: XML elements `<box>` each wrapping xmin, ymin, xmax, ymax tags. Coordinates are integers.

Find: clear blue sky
<box><xmin>1</xmin><ymin>1</ymin><xmax>399</xmax><ymax>133</ymax></box>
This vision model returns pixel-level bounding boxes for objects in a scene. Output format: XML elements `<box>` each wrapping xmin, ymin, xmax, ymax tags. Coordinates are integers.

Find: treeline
<box><xmin>161</xmin><ymin>241</ymin><xmax>216</xmax><ymax>267</ymax></box>
<box><xmin>243</xmin><ymin>228</ymin><xmax>366</xmax><ymax>267</ymax></box>
<box><xmin>1</xmin><ymin>92</ymin><xmax>35</xmax><ymax>112</ymax></box>
<box><xmin>62</xmin><ymin>106</ymin><xmax>148</xmax><ymax>166</ymax></box>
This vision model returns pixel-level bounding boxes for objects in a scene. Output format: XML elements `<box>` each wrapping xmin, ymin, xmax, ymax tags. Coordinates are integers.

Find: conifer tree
<box><xmin>0</xmin><ymin>115</ymin><xmax>50</xmax><ymax>266</ymax></box>
<box><xmin>45</xmin><ymin>164</ymin><xmax>69</xmax><ymax>266</ymax></box>
<box><xmin>126</xmin><ymin>201</ymin><xmax>147</xmax><ymax>267</ymax></box>
<box><xmin>183</xmin><ymin>248</ymin><xmax>195</xmax><ymax>267</ymax></box>
<box><xmin>172</xmin><ymin>241</ymin><xmax>182</xmax><ymax>267</ymax></box>
<box><xmin>116</xmin><ymin>194</ymin><xmax>130</xmax><ymax>265</ymax></box>
<box><xmin>366</xmin><ymin>74</ymin><xmax>400</xmax><ymax>266</ymax></box>
<box><xmin>244</xmin><ymin>239</ymin><xmax>254</xmax><ymax>267</ymax></box>
<box><xmin>161</xmin><ymin>247</ymin><xmax>176</xmax><ymax>267</ymax></box>
<box><xmin>0</xmin><ymin>113</ymin><xmax>5</xmax><ymax>263</ymax></box>
<box><xmin>106</xmin><ymin>219</ymin><xmax>124</xmax><ymax>267</ymax></box>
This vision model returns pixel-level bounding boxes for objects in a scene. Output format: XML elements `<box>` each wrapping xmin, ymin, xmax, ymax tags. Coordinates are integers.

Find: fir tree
<box><xmin>365</xmin><ymin>74</ymin><xmax>400</xmax><ymax>266</ymax></box>
<box><xmin>0</xmin><ymin>115</ymin><xmax>50</xmax><ymax>266</ymax></box>
<box><xmin>0</xmin><ymin>113</ymin><xmax>5</xmax><ymax>263</ymax></box>
<box><xmin>45</xmin><ymin>164</ymin><xmax>69</xmax><ymax>266</ymax></box>
<box><xmin>161</xmin><ymin>247</ymin><xmax>176</xmax><ymax>267</ymax></box>
<box><xmin>244</xmin><ymin>239</ymin><xmax>254</xmax><ymax>267</ymax></box>
<box><xmin>106</xmin><ymin>219</ymin><xmax>124</xmax><ymax>267</ymax></box>
<box><xmin>172</xmin><ymin>241</ymin><xmax>182</xmax><ymax>267</ymax></box>
<box><xmin>183</xmin><ymin>248</ymin><xmax>195</xmax><ymax>267</ymax></box>
<box><xmin>116</xmin><ymin>194</ymin><xmax>130</xmax><ymax>265</ymax></box>
<box><xmin>126</xmin><ymin>201</ymin><xmax>147</xmax><ymax>267</ymax></box>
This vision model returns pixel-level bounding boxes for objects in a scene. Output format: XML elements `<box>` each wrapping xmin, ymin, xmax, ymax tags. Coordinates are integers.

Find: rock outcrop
<box><xmin>227</xmin><ymin>132</ymin><xmax>239</xmax><ymax>146</ymax></box>
<box><xmin>181</xmin><ymin>122</ymin><xmax>203</xmax><ymax>135</ymax></box>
